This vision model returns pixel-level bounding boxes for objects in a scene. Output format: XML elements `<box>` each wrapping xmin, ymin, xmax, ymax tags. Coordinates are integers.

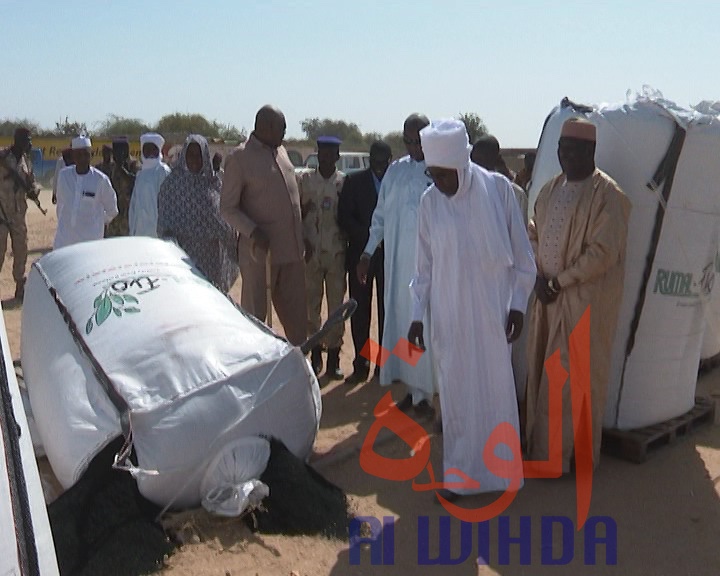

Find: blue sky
<box><xmin>1</xmin><ymin>0</ymin><xmax>715</xmax><ymax>147</ymax></box>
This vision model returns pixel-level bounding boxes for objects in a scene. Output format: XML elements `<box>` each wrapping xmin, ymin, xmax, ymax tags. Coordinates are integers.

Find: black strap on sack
<box><xmin>34</xmin><ymin>263</ymin><xmax>131</xmax><ymax>434</ymax></box>
<box><xmin>613</xmin><ymin>121</ymin><xmax>686</xmax><ymax>426</ymax></box>
<box><xmin>0</xmin><ymin>340</ymin><xmax>40</xmax><ymax>575</ymax></box>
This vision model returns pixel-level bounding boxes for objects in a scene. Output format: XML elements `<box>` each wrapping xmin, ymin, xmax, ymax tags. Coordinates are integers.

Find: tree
<box><xmin>0</xmin><ymin>118</ymin><xmax>41</xmax><ymax>137</ymax></box>
<box><xmin>156</xmin><ymin>113</ymin><xmax>220</xmax><ymax>138</ymax></box>
<box><xmin>361</xmin><ymin>131</ymin><xmax>384</xmax><ymax>150</ymax></box>
<box><xmin>383</xmin><ymin>131</ymin><xmax>406</xmax><ymax>159</ymax></box>
<box><xmin>300</xmin><ymin>118</ymin><xmax>364</xmax><ymax>143</ymax></box>
<box><xmin>214</xmin><ymin>122</ymin><xmax>246</xmax><ymax>143</ymax></box>
<box><xmin>96</xmin><ymin>114</ymin><xmax>150</xmax><ymax>137</ymax></box>
<box><xmin>458</xmin><ymin>112</ymin><xmax>488</xmax><ymax>144</ymax></box>
<box><xmin>53</xmin><ymin>117</ymin><xmax>89</xmax><ymax>137</ymax></box>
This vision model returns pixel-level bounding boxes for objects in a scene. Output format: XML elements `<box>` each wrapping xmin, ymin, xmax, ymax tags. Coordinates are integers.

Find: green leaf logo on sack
<box><xmin>85</xmin><ymin>276</ymin><xmax>159</xmax><ymax>334</ymax></box>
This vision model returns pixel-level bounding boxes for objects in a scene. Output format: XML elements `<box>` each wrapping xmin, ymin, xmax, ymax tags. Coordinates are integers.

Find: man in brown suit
<box><xmin>220</xmin><ymin>105</ymin><xmax>307</xmax><ymax>345</ymax></box>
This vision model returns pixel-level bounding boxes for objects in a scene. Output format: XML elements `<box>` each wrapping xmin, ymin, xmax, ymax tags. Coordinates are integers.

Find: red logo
<box><xmin>359</xmin><ymin>306</ymin><xmax>593</xmax><ymax>529</ymax></box>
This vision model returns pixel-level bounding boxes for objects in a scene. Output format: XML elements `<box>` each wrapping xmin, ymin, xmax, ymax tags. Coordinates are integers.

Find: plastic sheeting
<box><xmin>525</xmin><ymin>89</ymin><xmax>720</xmax><ymax>430</ymax></box>
<box><xmin>0</xmin><ymin>291</ymin><xmax>58</xmax><ymax>575</ymax></box>
<box><xmin>21</xmin><ymin>237</ymin><xmax>321</xmax><ymax>509</ymax></box>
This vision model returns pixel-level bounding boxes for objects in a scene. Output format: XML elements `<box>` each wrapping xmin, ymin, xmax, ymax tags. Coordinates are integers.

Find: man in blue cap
<box><xmin>298</xmin><ymin>136</ymin><xmax>347</xmax><ymax>379</ymax></box>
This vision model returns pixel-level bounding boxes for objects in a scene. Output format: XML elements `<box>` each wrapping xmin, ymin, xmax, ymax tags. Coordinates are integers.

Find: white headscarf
<box><xmin>420</xmin><ymin>119</ymin><xmax>473</xmax><ymax>196</ymax></box>
<box><xmin>140</xmin><ymin>132</ymin><xmax>165</xmax><ymax>169</ymax></box>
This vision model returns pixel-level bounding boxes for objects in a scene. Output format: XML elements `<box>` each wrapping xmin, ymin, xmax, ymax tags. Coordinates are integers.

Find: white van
<box><xmin>301</xmin><ymin>152</ymin><xmax>370</xmax><ymax>175</ymax></box>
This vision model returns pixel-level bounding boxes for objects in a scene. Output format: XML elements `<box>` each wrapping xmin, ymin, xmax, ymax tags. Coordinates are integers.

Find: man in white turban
<box><xmin>408</xmin><ymin>119</ymin><xmax>536</xmax><ymax>500</ymax></box>
<box><xmin>54</xmin><ymin>136</ymin><xmax>119</xmax><ymax>249</ymax></box>
<box><xmin>129</xmin><ymin>133</ymin><xmax>170</xmax><ymax>237</ymax></box>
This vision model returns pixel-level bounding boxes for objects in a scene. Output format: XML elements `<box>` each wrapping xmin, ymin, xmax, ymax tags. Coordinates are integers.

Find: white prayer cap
<box><xmin>140</xmin><ymin>132</ymin><xmax>165</xmax><ymax>149</ymax></box>
<box><xmin>420</xmin><ymin>119</ymin><xmax>470</xmax><ymax>170</ymax></box>
<box><xmin>71</xmin><ymin>135</ymin><xmax>92</xmax><ymax>149</ymax></box>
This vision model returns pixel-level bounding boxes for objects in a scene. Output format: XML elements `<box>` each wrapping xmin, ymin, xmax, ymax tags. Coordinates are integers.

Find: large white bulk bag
<box><xmin>700</xmin><ymin>283</ymin><xmax>720</xmax><ymax>361</ymax></box>
<box><xmin>695</xmin><ymin>103</ymin><xmax>720</xmax><ymax>362</ymax></box>
<box><xmin>21</xmin><ymin>237</ymin><xmax>321</xmax><ymax>509</ymax></box>
<box><xmin>523</xmin><ymin>91</ymin><xmax>720</xmax><ymax>430</ymax></box>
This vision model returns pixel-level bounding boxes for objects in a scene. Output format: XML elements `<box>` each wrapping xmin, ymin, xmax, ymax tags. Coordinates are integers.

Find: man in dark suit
<box><xmin>338</xmin><ymin>141</ymin><xmax>392</xmax><ymax>383</ymax></box>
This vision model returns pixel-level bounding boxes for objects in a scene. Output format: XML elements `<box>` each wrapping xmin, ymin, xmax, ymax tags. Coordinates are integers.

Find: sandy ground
<box><xmin>6</xmin><ymin>188</ymin><xmax>720</xmax><ymax>576</ymax></box>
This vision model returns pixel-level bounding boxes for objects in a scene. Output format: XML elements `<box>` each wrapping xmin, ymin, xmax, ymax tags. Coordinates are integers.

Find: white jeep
<box><xmin>298</xmin><ymin>151</ymin><xmax>370</xmax><ymax>175</ymax></box>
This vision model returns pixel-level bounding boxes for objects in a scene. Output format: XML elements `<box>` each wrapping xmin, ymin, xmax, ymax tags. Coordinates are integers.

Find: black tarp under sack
<box><xmin>47</xmin><ymin>436</ymin><xmax>175</xmax><ymax>576</ymax></box>
<box><xmin>245</xmin><ymin>438</ymin><xmax>350</xmax><ymax>540</ymax></box>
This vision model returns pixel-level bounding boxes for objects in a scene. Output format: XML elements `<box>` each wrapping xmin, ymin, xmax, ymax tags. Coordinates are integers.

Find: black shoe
<box><xmin>326</xmin><ymin>348</ymin><xmax>344</xmax><ymax>380</ymax></box>
<box><xmin>310</xmin><ymin>347</ymin><xmax>323</xmax><ymax>376</ymax></box>
<box><xmin>346</xmin><ymin>368</ymin><xmax>369</xmax><ymax>385</ymax></box>
<box><xmin>414</xmin><ymin>400</ymin><xmax>435</xmax><ymax>418</ymax></box>
<box><xmin>394</xmin><ymin>393</ymin><xmax>413</xmax><ymax>412</ymax></box>
<box><xmin>14</xmin><ymin>278</ymin><xmax>25</xmax><ymax>302</ymax></box>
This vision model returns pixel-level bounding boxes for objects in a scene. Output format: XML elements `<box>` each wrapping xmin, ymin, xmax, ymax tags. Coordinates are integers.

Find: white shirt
<box><xmin>539</xmin><ymin>177</ymin><xmax>586</xmax><ymax>277</ymax></box>
<box><xmin>54</xmin><ymin>166</ymin><xmax>119</xmax><ymax>249</ymax></box>
<box><xmin>129</xmin><ymin>161</ymin><xmax>170</xmax><ymax>237</ymax></box>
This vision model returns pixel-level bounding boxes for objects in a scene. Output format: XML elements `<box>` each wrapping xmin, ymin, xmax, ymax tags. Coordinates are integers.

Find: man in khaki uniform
<box><xmin>0</xmin><ymin>127</ymin><xmax>34</xmax><ymax>301</ymax></box>
<box><xmin>220</xmin><ymin>105</ymin><xmax>307</xmax><ymax>346</ymax></box>
<box><xmin>299</xmin><ymin>136</ymin><xmax>347</xmax><ymax>379</ymax></box>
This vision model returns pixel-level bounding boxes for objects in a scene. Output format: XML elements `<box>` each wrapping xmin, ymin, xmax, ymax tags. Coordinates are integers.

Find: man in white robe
<box><xmin>54</xmin><ymin>136</ymin><xmax>118</xmax><ymax>250</ymax></box>
<box><xmin>408</xmin><ymin>119</ymin><xmax>536</xmax><ymax>499</ymax></box>
<box><xmin>129</xmin><ymin>132</ymin><xmax>170</xmax><ymax>237</ymax></box>
<box><xmin>357</xmin><ymin>114</ymin><xmax>436</xmax><ymax>413</ymax></box>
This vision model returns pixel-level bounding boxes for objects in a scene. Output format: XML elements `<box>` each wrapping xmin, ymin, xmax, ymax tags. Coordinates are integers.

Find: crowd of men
<box><xmin>0</xmin><ymin>105</ymin><xmax>630</xmax><ymax>499</ymax></box>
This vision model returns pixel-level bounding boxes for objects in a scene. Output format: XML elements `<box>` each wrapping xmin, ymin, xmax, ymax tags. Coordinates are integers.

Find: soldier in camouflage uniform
<box><xmin>299</xmin><ymin>136</ymin><xmax>347</xmax><ymax>379</ymax></box>
<box><xmin>106</xmin><ymin>137</ymin><xmax>139</xmax><ymax>237</ymax></box>
<box><xmin>0</xmin><ymin>128</ymin><xmax>34</xmax><ymax>302</ymax></box>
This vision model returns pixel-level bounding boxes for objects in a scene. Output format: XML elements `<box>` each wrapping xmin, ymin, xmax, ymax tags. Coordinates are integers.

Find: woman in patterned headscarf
<box><xmin>157</xmin><ymin>134</ymin><xmax>239</xmax><ymax>293</ymax></box>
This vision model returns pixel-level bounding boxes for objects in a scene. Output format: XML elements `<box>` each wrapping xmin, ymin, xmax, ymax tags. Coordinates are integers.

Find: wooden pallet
<box><xmin>601</xmin><ymin>397</ymin><xmax>716</xmax><ymax>463</ymax></box>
